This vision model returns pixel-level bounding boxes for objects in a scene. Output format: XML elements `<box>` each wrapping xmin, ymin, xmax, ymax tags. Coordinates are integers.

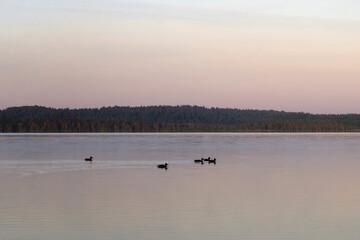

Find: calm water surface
<box><xmin>1</xmin><ymin>133</ymin><xmax>360</xmax><ymax>240</ymax></box>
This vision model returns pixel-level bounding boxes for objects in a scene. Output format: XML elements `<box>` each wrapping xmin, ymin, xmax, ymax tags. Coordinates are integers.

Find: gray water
<box><xmin>1</xmin><ymin>133</ymin><xmax>360</xmax><ymax>240</ymax></box>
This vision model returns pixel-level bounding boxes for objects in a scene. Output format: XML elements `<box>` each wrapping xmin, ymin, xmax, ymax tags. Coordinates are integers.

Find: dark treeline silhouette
<box><xmin>0</xmin><ymin>105</ymin><xmax>359</xmax><ymax>132</ymax></box>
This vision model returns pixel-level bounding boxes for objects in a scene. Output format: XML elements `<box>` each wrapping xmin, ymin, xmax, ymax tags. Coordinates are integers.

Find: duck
<box><xmin>84</xmin><ymin>156</ymin><xmax>93</xmax><ymax>161</ymax></box>
<box><xmin>194</xmin><ymin>159</ymin><xmax>204</xmax><ymax>164</ymax></box>
<box><xmin>208</xmin><ymin>158</ymin><xmax>216</xmax><ymax>164</ymax></box>
<box><xmin>203</xmin><ymin>157</ymin><xmax>211</xmax><ymax>162</ymax></box>
<box><xmin>157</xmin><ymin>163</ymin><xmax>168</xmax><ymax>169</ymax></box>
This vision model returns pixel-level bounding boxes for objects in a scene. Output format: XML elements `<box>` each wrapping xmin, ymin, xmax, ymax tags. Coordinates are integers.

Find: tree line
<box><xmin>0</xmin><ymin>105</ymin><xmax>359</xmax><ymax>132</ymax></box>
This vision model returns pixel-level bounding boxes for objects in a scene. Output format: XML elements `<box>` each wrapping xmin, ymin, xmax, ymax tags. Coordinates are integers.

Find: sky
<box><xmin>1</xmin><ymin>0</ymin><xmax>360</xmax><ymax>113</ymax></box>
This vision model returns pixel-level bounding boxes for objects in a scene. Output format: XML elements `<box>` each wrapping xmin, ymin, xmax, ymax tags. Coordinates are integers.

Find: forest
<box><xmin>0</xmin><ymin>105</ymin><xmax>359</xmax><ymax>132</ymax></box>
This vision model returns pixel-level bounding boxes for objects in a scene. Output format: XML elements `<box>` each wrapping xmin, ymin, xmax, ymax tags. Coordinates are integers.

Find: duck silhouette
<box><xmin>84</xmin><ymin>156</ymin><xmax>93</xmax><ymax>161</ymax></box>
<box><xmin>203</xmin><ymin>157</ymin><xmax>211</xmax><ymax>162</ymax></box>
<box><xmin>157</xmin><ymin>163</ymin><xmax>168</xmax><ymax>169</ymax></box>
<box><xmin>208</xmin><ymin>158</ymin><xmax>216</xmax><ymax>164</ymax></box>
<box><xmin>194</xmin><ymin>159</ymin><xmax>204</xmax><ymax>164</ymax></box>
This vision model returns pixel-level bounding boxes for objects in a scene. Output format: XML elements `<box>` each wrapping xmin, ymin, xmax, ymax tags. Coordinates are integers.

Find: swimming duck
<box><xmin>84</xmin><ymin>156</ymin><xmax>93</xmax><ymax>161</ymax></box>
<box><xmin>157</xmin><ymin>163</ymin><xmax>168</xmax><ymax>169</ymax></box>
<box><xmin>203</xmin><ymin>157</ymin><xmax>211</xmax><ymax>162</ymax></box>
<box><xmin>208</xmin><ymin>158</ymin><xmax>216</xmax><ymax>164</ymax></box>
<box><xmin>194</xmin><ymin>159</ymin><xmax>204</xmax><ymax>164</ymax></box>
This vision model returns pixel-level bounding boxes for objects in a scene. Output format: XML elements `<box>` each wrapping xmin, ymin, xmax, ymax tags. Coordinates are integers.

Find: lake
<box><xmin>1</xmin><ymin>133</ymin><xmax>360</xmax><ymax>240</ymax></box>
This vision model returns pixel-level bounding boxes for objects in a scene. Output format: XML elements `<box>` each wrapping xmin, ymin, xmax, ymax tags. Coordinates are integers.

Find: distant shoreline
<box><xmin>1</xmin><ymin>132</ymin><xmax>360</xmax><ymax>135</ymax></box>
<box><xmin>1</xmin><ymin>105</ymin><xmax>359</xmax><ymax>133</ymax></box>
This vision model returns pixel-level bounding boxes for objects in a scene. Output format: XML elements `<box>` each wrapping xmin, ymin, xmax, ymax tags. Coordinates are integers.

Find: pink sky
<box><xmin>1</xmin><ymin>0</ymin><xmax>360</xmax><ymax>113</ymax></box>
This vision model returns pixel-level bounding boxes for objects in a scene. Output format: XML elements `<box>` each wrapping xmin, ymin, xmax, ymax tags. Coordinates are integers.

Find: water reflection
<box><xmin>1</xmin><ymin>133</ymin><xmax>360</xmax><ymax>240</ymax></box>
